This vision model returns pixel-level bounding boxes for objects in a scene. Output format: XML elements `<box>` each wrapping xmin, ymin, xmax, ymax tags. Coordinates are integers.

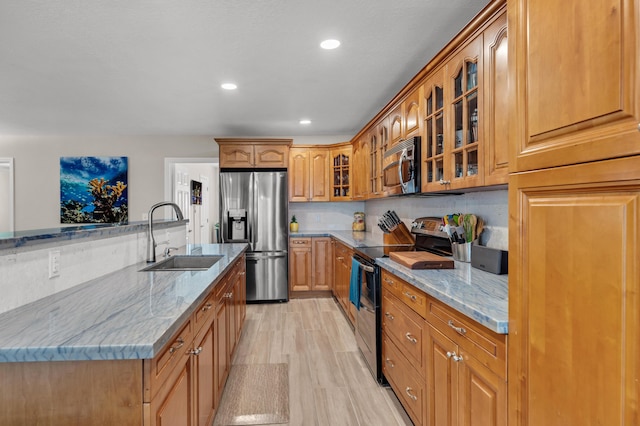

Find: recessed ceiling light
<box><xmin>300</xmin><ymin>119</ymin><xmax>312</xmax><ymax>125</ymax></box>
<box><xmin>320</xmin><ymin>39</ymin><xmax>340</xmax><ymax>50</ymax></box>
<box><xmin>221</xmin><ymin>83</ymin><xmax>237</xmax><ymax>90</ymax></box>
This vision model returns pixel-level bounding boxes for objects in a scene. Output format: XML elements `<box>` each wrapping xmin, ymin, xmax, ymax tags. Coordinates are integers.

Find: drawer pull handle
<box><xmin>169</xmin><ymin>338</ymin><xmax>185</xmax><ymax>354</ymax></box>
<box><xmin>189</xmin><ymin>346</ymin><xmax>203</xmax><ymax>356</ymax></box>
<box><xmin>404</xmin><ymin>292</ymin><xmax>417</xmax><ymax>302</ymax></box>
<box><xmin>448</xmin><ymin>320</ymin><xmax>467</xmax><ymax>335</ymax></box>
<box><xmin>405</xmin><ymin>387</ymin><xmax>418</xmax><ymax>401</ymax></box>
<box><xmin>405</xmin><ymin>333</ymin><xmax>418</xmax><ymax>344</ymax></box>
<box><xmin>384</xmin><ymin>278</ymin><xmax>394</xmax><ymax>284</ymax></box>
<box><xmin>385</xmin><ymin>312</ymin><xmax>394</xmax><ymax>321</ymax></box>
<box><xmin>446</xmin><ymin>351</ymin><xmax>463</xmax><ymax>362</ymax></box>
<box><xmin>201</xmin><ymin>303</ymin><xmax>213</xmax><ymax>311</ymax></box>
<box><xmin>337</xmin><ymin>256</ymin><xmax>344</xmax><ymax>261</ymax></box>
<box><xmin>385</xmin><ymin>358</ymin><xmax>395</xmax><ymax>368</ymax></box>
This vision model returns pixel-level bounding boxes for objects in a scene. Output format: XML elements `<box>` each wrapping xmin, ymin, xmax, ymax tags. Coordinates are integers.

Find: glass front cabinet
<box><xmin>330</xmin><ymin>145</ymin><xmax>352</xmax><ymax>201</ymax></box>
<box><xmin>448</xmin><ymin>36</ymin><xmax>483</xmax><ymax>189</ymax></box>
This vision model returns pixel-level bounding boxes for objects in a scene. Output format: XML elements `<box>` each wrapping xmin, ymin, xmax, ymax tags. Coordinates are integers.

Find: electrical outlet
<box><xmin>49</xmin><ymin>250</ymin><xmax>60</xmax><ymax>278</ymax></box>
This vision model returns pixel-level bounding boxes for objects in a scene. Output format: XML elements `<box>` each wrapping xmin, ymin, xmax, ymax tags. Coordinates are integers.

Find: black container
<box><xmin>471</xmin><ymin>245</ymin><xmax>508</xmax><ymax>275</ymax></box>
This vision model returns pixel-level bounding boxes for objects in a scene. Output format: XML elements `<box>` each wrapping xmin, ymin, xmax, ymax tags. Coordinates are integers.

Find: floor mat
<box><xmin>214</xmin><ymin>363</ymin><xmax>289</xmax><ymax>425</ymax></box>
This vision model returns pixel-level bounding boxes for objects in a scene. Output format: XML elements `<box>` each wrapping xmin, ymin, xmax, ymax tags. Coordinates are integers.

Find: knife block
<box><xmin>383</xmin><ymin>222</ymin><xmax>415</xmax><ymax>245</ymax></box>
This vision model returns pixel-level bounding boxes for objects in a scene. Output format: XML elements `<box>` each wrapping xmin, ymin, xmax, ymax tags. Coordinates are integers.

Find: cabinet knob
<box><xmin>169</xmin><ymin>337</ymin><xmax>185</xmax><ymax>354</ymax></box>
<box><xmin>447</xmin><ymin>320</ymin><xmax>467</xmax><ymax>335</ymax></box>
<box><xmin>404</xmin><ymin>291</ymin><xmax>417</xmax><ymax>302</ymax></box>
<box><xmin>405</xmin><ymin>333</ymin><xmax>418</xmax><ymax>344</ymax></box>
<box><xmin>189</xmin><ymin>346</ymin><xmax>203</xmax><ymax>356</ymax></box>
<box><xmin>446</xmin><ymin>351</ymin><xmax>463</xmax><ymax>362</ymax></box>
<box><xmin>405</xmin><ymin>387</ymin><xmax>418</xmax><ymax>401</ymax></box>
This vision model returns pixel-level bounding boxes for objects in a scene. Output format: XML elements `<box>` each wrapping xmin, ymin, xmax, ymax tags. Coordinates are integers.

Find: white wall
<box><xmin>0</xmin><ymin>135</ymin><xmax>218</xmax><ymax>231</ymax></box>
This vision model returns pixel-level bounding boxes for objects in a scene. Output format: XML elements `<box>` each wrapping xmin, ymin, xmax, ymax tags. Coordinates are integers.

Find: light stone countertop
<box><xmin>291</xmin><ymin>230</ymin><xmax>508</xmax><ymax>334</ymax></box>
<box><xmin>0</xmin><ymin>243</ymin><xmax>248</xmax><ymax>363</ymax></box>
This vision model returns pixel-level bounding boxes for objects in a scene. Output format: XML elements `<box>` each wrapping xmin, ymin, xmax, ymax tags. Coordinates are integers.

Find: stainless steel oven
<box><xmin>353</xmin><ymin>253</ymin><xmax>384</xmax><ymax>384</ymax></box>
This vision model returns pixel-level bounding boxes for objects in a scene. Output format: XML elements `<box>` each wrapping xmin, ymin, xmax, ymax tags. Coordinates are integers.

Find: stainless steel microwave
<box><xmin>383</xmin><ymin>136</ymin><xmax>421</xmax><ymax>195</ymax></box>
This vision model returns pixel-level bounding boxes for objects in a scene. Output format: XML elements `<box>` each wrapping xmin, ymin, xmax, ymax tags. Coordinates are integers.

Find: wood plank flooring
<box><xmin>226</xmin><ymin>297</ymin><xmax>413</xmax><ymax>426</ymax></box>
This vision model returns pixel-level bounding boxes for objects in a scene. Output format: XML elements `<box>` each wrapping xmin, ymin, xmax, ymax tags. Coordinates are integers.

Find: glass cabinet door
<box><xmin>449</xmin><ymin>36</ymin><xmax>483</xmax><ymax>188</ymax></box>
<box><xmin>330</xmin><ymin>147</ymin><xmax>351</xmax><ymax>200</ymax></box>
<box><xmin>422</xmin><ymin>68</ymin><xmax>446</xmax><ymax>191</ymax></box>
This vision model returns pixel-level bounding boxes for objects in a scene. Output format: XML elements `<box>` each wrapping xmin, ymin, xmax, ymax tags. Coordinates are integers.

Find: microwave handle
<box><xmin>398</xmin><ymin>148</ymin><xmax>409</xmax><ymax>193</ymax></box>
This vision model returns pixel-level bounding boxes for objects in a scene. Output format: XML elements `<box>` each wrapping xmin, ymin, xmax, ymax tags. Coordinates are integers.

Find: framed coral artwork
<box><xmin>60</xmin><ymin>156</ymin><xmax>128</xmax><ymax>224</ymax></box>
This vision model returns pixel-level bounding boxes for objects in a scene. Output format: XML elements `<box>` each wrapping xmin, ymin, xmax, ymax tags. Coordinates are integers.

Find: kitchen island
<box><xmin>0</xmin><ymin>242</ymin><xmax>248</xmax><ymax>426</ymax></box>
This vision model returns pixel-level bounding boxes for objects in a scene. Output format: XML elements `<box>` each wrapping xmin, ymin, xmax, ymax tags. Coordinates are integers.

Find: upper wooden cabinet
<box><xmin>483</xmin><ymin>11</ymin><xmax>509</xmax><ymax>185</ymax></box>
<box><xmin>330</xmin><ymin>145</ymin><xmax>352</xmax><ymax>201</ymax></box>
<box><xmin>352</xmin><ymin>137</ymin><xmax>370</xmax><ymax>200</ymax></box>
<box><xmin>509</xmin><ymin>0</ymin><xmax>640</xmax><ymax>172</ymax></box>
<box><xmin>389</xmin><ymin>89</ymin><xmax>421</xmax><ymax>148</ymax></box>
<box><xmin>289</xmin><ymin>146</ymin><xmax>331</xmax><ymax>202</ymax></box>
<box><xmin>422</xmin><ymin>67</ymin><xmax>446</xmax><ymax>191</ymax></box>
<box><xmin>216</xmin><ymin>138</ymin><xmax>292</xmax><ymax>168</ymax></box>
<box><xmin>369</xmin><ymin>118</ymin><xmax>389</xmax><ymax>198</ymax></box>
<box><xmin>446</xmin><ymin>34</ymin><xmax>484</xmax><ymax>190</ymax></box>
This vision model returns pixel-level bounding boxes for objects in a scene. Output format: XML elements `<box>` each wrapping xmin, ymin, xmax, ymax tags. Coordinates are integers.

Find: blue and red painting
<box><xmin>60</xmin><ymin>156</ymin><xmax>128</xmax><ymax>224</ymax></box>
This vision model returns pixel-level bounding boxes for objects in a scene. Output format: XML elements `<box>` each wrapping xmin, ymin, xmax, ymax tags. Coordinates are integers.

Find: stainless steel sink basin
<box><xmin>140</xmin><ymin>255</ymin><xmax>224</xmax><ymax>272</ymax></box>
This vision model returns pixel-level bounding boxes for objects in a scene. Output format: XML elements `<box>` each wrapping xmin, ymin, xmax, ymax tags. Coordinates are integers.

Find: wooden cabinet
<box><xmin>368</xmin><ymin>120</ymin><xmax>388</xmax><ymax>198</ymax></box>
<box><xmin>0</xmin><ymin>255</ymin><xmax>247</xmax><ymax>426</ymax></box>
<box><xmin>330</xmin><ymin>145</ymin><xmax>352</xmax><ymax>201</ymax></box>
<box><xmin>381</xmin><ymin>268</ymin><xmax>507</xmax><ymax>426</ymax></box>
<box><xmin>422</xmin><ymin>66</ymin><xmax>447</xmax><ymax>191</ymax></box>
<box><xmin>446</xmin><ymin>34</ymin><xmax>484</xmax><ymax>190</ymax></box>
<box><xmin>509</xmin><ymin>0</ymin><xmax>640</xmax><ymax>173</ymax></box>
<box><xmin>389</xmin><ymin>89</ymin><xmax>421</xmax><ymax>148</ymax></box>
<box><xmin>216</xmin><ymin>138</ymin><xmax>292</xmax><ymax>168</ymax></box>
<box><xmin>482</xmin><ymin>11</ymin><xmax>509</xmax><ymax>186</ymax></box>
<box><xmin>351</xmin><ymin>137</ymin><xmax>370</xmax><ymax>200</ymax></box>
<box><xmin>288</xmin><ymin>147</ymin><xmax>330</xmax><ymax>202</ymax></box>
<box><xmin>289</xmin><ymin>237</ymin><xmax>312</xmax><ymax>292</ymax></box>
<box><xmin>508</xmin><ymin>157</ymin><xmax>640</xmax><ymax>425</ymax></box>
<box><xmin>289</xmin><ymin>237</ymin><xmax>333</xmax><ymax>294</ymax></box>
<box><xmin>332</xmin><ymin>239</ymin><xmax>355</xmax><ymax>325</ymax></box>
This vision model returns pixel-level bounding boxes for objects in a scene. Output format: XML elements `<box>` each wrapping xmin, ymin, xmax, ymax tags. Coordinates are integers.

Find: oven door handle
<box><xmin>359</xmin><ymin>263</ymin><xmax>374</xmax><ymax>273</ymax></box>
<box><xmin>359</xmin><ymin>303</ymin><xmax>375</xmax><ymax>313</ymax></box>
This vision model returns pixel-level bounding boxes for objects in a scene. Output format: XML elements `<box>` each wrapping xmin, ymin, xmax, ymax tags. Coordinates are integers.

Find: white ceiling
<box><xmin>0</xmin><ymin>0</ymin><xmax>490</xmax><ymax>138</ymax></box>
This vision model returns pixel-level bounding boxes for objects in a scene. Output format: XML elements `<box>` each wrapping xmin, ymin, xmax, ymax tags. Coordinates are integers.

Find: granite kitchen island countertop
<box><xmin>0</xmin><ymin>243</ymin><xmax>248</xmax><ymax>363</ymax></box>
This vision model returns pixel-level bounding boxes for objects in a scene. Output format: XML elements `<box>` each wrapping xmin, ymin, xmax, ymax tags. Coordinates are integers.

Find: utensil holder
<box><xmin>452</xmin><ymin>240</ymin><xmax>475</xmax><ymax>262</ymax></box>
<box><xmin>383</xmin><ymin>222</ymin><xmax>415</xmax><ymax>245</ymax></box>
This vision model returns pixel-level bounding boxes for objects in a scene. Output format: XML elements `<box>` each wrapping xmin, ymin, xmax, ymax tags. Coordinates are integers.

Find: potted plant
<box><xmin>290</xmin><ymin>215</ymin><xmax>299</xmax><ymax>232</ymax></box>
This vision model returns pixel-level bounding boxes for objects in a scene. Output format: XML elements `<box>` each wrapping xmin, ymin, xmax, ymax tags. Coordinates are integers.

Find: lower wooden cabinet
<box><xmin>381</xmin><ymin>269</ymin><xmax>507</xmax><ymax>426</ymax></box>
<box><xmin>331</xmin><ymin>239</ymin><xmax>355</xmax><ymax>325</ymax></box>
<box><xmin>0</xmin><ymin>255</ymin><xmax>247</xmax><ymax>426</ymax></box>
<box><xmin>289</xmin><ymin>237</ymin><xmax>333</xmax><ymax>294</ymax></box>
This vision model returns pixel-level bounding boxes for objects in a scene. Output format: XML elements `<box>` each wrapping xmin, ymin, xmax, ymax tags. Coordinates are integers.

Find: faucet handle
<box><xmin>164</xmin><ymin>246</ymin><xmax>179</xmax><ymax>257</ymax></box>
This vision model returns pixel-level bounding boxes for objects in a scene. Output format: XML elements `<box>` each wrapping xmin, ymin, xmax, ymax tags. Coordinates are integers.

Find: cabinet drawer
<box><xmin>381</xmin><ymin>269</ymin><xmax>402</xmax><ymax>298</ymax></box>
<box><xmin>289</xmin><ymin>237</ymin><xmax>311</xmax><ymax>248</ymax></box>
<box><xmin>193</xmin><ymin>292</ymin><xmax>215</xmax><ymax>332</ymax></box>
<box><xmin>382</xmin><ymin>289</ymin><xmax>426</xmax><ymax>375</ymax></box>
<box><xmin>144</xmin><ymin>319</ymin><xmax>193</xmax><ymax>401</ymax></box>
<box><xmin>382</xmin><ymin>333</ymin><xmax>425</xmax><ymax>426</ymax></box>
<box><xmin>399</xmin><ymin>282</ymin><xmax>427</xmax><ymax>319</ymax></box>
<box><xmin>427</xmin><ymin>298</ymin><xmax>506</xmax><ymax>378</ymax></box>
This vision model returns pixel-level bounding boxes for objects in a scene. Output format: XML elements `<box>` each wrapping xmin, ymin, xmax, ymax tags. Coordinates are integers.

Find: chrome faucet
<box><xmin>147</xmin><ymin>202</ymin><xmax>184</xmax><ymax>263</ymax></box>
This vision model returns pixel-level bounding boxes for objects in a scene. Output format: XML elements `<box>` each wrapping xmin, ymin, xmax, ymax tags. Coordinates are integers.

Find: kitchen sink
<box><xmin>140</xmin><ymin>255</ymin><xmax>224</xmax><ymax>272</ymax></box>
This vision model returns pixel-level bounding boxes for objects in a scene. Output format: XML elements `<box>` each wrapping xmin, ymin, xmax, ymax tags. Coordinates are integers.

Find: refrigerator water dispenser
<box><xmin>227</xmin><ymin>209</ymin><xmax>247</xmax><ymax>240</ymax></box>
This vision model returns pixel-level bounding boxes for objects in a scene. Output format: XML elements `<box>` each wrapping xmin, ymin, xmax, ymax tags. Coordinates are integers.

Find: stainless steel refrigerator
<box><xmin>220</xmin><ymin>170</ymin><xmax>288</xmax><ymax>302</ymax></box>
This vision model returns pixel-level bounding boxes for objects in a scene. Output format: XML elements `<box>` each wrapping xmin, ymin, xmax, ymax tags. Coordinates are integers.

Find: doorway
<box><xmin>164</xmin><ymin>158</ymin><xmax>219</xmax><ymax>245</ymax></box>
<box><xmin>0</xmin><ymin>158</ymin><xmax>14</xmax><ymax>233</ymax></box>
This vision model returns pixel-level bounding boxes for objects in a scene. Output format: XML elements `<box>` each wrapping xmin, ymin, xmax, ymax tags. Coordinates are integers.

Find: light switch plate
<box><xmin>49</xmin><ymin>250</ymin><xmax>60</xmax><ymax>278</ymax></box>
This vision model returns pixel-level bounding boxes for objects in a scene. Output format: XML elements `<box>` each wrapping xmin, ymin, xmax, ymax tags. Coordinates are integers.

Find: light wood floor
<box><xmin>228</xmin><ymin>297</ymin><xmax>413</xmax><ymax>426</ymax></box>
